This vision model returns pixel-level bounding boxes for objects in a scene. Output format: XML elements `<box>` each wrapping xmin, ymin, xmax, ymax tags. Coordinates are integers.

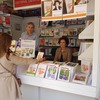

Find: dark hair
<box><xmin>26</xmin><ymin>22</ymin><xmax>35</xmax><ymax>28</ymax></box>
<box><xmin>58</xmin><ymin>36</ymin><xmax>69</xmax><ymax>46</ymax></box>
<box><xmin>0</xmin><ymin>33</ymin><xmax>12</xmax><ymax>60</ymax></box>
<box><xmin>53</xmin><ymin>0</ymin><xmax>61</xmax><ymax>5</ymax></box>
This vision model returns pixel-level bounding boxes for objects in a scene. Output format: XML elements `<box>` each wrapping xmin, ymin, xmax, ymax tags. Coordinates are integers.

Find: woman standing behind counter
<box><xmin>54</xmin><ymin>36</ymin><xmax>72</xmax><ymax>62</ymax></box>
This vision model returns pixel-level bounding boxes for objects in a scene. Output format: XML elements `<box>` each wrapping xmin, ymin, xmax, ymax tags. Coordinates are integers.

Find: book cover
<box><xmin>45</xmin><ymin>63</ymin><xmax>59</xmax><ymax>80</ymax></box>
<box><xmin>44</xmin><ymin>1</ymin><xmax>52</xmax><ymax>17</ymax></box>
<box><xmin>54</xmin><ymin>29</ymin><xmax>61</xmax><ymax>38</ymax></box>
<box><xmin>9</xmin><ymin>40</ymin><xmax>17</xmax><ymax>52</ymax></box>
<box><xmin>45</xmin><ymin>39</ymin><xmax>49</xmax><ymax>46</ymax></box>
<box><xmin>72</xmin><ymin>72</ymin><xmax>89</xmax><ymax>84</ymax></box>
<box><xmin>26</xmin><ymin>63</ymin><xmax>38</xmax><ymax>76</ymax></box>
<box><xmin>68</xmin><ymin>38</ymin><xmax>76</xmax><ymax>47</ymax></box>
<box><xmin>65</xmin><ymin>62</ymin><xmax>78</xmax><ymax>81</ymax></box>
<box><xmin>52</xmin><ymin>0</ymin><xmax>63</xmax><ymax>16</ymax></box>
<box><xmin>36</xmin><ymin>52</ymin><xmax>44</xmax><ymax>60</ymax></box>
<box><xmin>65</xmin><ymin>0</ymin><xmax>74</xmax><ymax>14</ymax></box>
<box><xmin>52</xmin><ymin>38</ymin><xmax>59</xmax><ymax>46</ymax></box>
<box><xmin>35</xmin><ymin>63</ymin><xmax>47</xmax><ymax>78</ymax></box>
<box><xmin>49</xmin><ymin>29</ymin><xmax>54</xmax><ymax>36</ymax></box>
<box><xmin>21</xmin><ymin>40</ymin><xmax>35</xmax><ymax>58</ymax></box>
<box><xmin>0</xmin><ymin>16</ymin><xmax>2</xmax><ymax>24</ymax></box>
<box><xmin>81</xmin><ymin>60</ymin><xmax>92</xmax><ymax>75</ymax></box>
<box><xmin>66</xmin><ymin>62</ymin><xmax>78</xmax><ymax>67</ymax></box>
<box><xmin>57</xmin><ymin>65</ymin><xmax>70</xmax><ymax>82</ymax></box>
<box><xmin>40</xmin><ymin>21</ymin><xmax>48</xmax><ymax>28</ymax></box>
<box><xmin>41</xmin><ymin>30</ymin><xmax>46</xmax><ymax>36</ymax></box>
<box><xmin>40</xmin><ymin>38</ymin><xmax>45</xmax><ymax>46</ymax></box>
<box><xmin>5</xmin><ymin>16</ymin><xmax>10</xmax><ymax>26</ymax></box>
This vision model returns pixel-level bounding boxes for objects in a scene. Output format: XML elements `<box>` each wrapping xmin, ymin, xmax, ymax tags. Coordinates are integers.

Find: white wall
<box><xmin>10</xmin><ymin>15</ymin><xmax>41</xmax><ymax>40</ymax></box>
<box><xmin>10</xmin><ymin>15</ymin><xmax>23</xmax><ymax>40</ymax></box>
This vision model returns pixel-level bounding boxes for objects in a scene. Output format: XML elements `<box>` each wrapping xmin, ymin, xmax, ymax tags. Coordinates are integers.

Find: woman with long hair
<box><xmin>0</xmin><ymin>33</ymin><xmax>43</xmax><ymax>100</ymax></box>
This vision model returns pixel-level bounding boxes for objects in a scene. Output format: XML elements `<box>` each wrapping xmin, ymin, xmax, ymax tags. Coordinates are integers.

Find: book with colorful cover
<box><xmin>36</xmin><ymin>52</ymin><xmax>44</xmax><ymax>61</ymax></box>
<box><xmin>44</xmin><ymin>1</ymin><xmax>52</xmax><ymax>17</ymax></box>
<box><xmin>0</xmin><ymin>16</ymin><xmax>2</xmax><ymax>24</ymax></box>
<box><xmin>65</xmin><ymin>0</ymin><xmax>74</xmax><ymax>14</ymax></box>
<box><xmin>64</xmin><ymin>62</ymin><xmax>78</xmax><ymax>81</ymax></box>
<box><xmin>81</xmin><ymin>60</ymin><xmax>92</xmax><ymax>75</ymax></box>
<box><xmin>21</xmin><ymin>40</ymin><xmax>35</xmax><ymax>58</ymax></box>
<box><xmin>40</xmin><ymin>38</ymin><xmax>45</xmax><ymax>46</ymax></box>
<box><xmin>57</xmin><ymin>65</ymin><xmax>70</xmax><ymax>82</ymax></box>
<box><xmin>72</xmin><ymin>72</ymin><xmax>89</xmax><ymax>84</ymax></box>
<box><xmin>5</xmin><ymin>16</ymin><xmax>10</xmax><ymax>26</ymax></box>
<box><xmin>35</xmin><ymin>63</ymin><xmax>47</xmax><ymax>78</ymax></box>
<box><xmin>26</xmin><ymin>63</ymin><xmax>38</xmax><ymax>76</ymax></box>
<box><xmin>45</xmin><ymin>63</ymin><xmax>59</xmax><ymax>80</ymax></box>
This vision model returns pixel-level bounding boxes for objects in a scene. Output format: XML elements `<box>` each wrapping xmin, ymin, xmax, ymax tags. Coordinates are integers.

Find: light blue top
<box><xmin>21</xmin><ymin>31</ymin><xmax>39</xmax><ymax>51</ymax></box>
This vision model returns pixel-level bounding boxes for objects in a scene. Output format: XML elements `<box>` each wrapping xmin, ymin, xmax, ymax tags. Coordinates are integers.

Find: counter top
<box><xmin>17</xmin><ymin>65</ymin><xmax>96</xmax><ymax>98</ymax></box>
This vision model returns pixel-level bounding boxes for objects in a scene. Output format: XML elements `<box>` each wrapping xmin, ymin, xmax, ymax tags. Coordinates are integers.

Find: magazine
<box><xmin>21</xmin><ymin>40</ymin><xmax>35</xmax><ymax>58</ymax></box>
<box><xmin>35</xmin><ymin>63</ymin><xmax>47</xmax><ymax>78</ymax></box>
<box><xmin>45</xmin><ymin>63</ymin><xmax>59</xmax><ymax>80</ymax></box>
<box><xmin>26</xmin><ymin>63</ymin><xmax>38</xmax><ymax>76</ymax></box>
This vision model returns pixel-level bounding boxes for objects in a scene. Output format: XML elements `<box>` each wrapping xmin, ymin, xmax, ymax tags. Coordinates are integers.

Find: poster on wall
<box><xmin>42</xmin><ymin>0</ymin><xmax>88</xmax><ymax>21</ymax></box>
<box><xmin>13</xmin><ymin>0</ymin><xmax>41</xmax><ymax>10</ymax></box>
<box><xmin>41</xmin><ymin>0</ymin><xmax>63</xmax><ymax>21</ymax></box>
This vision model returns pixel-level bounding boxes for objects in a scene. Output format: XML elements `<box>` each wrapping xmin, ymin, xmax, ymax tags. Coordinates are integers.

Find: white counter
<box><xmin>17</xmin><ymin>65</ymin><xmax>97</xmax><ymax>99</ymax></box>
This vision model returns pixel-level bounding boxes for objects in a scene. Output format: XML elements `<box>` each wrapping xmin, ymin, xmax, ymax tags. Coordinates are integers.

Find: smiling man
<box><xmin>21</xmin><ymin>22</ymin><xmax>39</xmax><ymax>57</ymax></box>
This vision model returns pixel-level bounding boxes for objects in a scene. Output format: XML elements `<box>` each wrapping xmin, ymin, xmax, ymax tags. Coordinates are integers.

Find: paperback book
<box><xmin>57</xmin><ymin>65</ymin><xmax>70</xmax><ymax>82</ymax></box>
<box><xmin>44</xmin><ymin>1</ymin><xmax>52</xmax><ymax>17</ymax></box>
<box><xmin>72</xmin><ymin>72</ymin><xmax>89</xmax><ymax>84</ymax></box>
<box><xmin>35</xmin><ymin>63</ymin><xmax>47</xmax><ymax>78</ymax></box>
<box><xmin>21</xmin><ymin>40</ymin><xmax>35</xmax><ymax>58</ymax></box>
<box><xmin>45</xmin><ymin>63</ymin><xmax>59</xmax><ymax>80</ymax></box>
<box><xmin>65</xmin><ymin>0</ymin><xmax>74</xmax><ymax>14</ymax></box>
<box><xmin>81</xmin><ymin>60</ymin><xmax>92</xmax><ymax>75</ymax></box>
<box><xmin>26</xmin><ymin>63</ymin><xmax>38</xmax><ymax>76</ymax></box>
<box><xmin>64</xmin><ymin>62</ymin><xmax>78</xmax><ymax>81</ymax></box>
<box><xmin>36</xmin><ymin>52</ymin><xmax>44</xmax><ymax>61</ymax></box>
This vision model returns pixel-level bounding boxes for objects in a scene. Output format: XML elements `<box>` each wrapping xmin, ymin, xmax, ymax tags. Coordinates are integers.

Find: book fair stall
<box><xmin>1</xmin><ymin>0</ymin><xmax>100</xmax><ymax>100</ymax></box>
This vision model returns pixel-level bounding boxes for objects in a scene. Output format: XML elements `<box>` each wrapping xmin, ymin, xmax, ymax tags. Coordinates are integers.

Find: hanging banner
<box><xmin>41</xmin><ymin>0</ymin><xmax>63</xmax><ymax>21</ymax></box>
<box><xmin>13</xmin><ymin>0</ymin><xmax>41</xmax><ymax>10</ymax></box>
<box><xmin>41</xmin><ymin>0</ymin><xmax>88</xmax><ymax>21</ymax></box>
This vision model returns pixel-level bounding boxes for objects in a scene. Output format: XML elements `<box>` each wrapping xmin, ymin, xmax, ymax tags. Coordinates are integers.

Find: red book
<box><xmin>0</xmin><ymin>16</ymin><xmax>2</xmax><ymax>24</ymax></box>
<box><xmin>40</xmin><ymin>38</ymin><xmax>45</xmax><ymax>46</ymax></box>
<box><xmin>5</xmin><ymin>16</ymin><xmax>10</xmax><ymax>25</ymax></box>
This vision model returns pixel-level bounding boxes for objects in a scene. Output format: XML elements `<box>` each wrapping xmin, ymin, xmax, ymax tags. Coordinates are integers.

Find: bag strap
<box><xmin>0</xmin><ymin>63</ymin><xmax>15</xmax><ymax>77</ymax></box>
